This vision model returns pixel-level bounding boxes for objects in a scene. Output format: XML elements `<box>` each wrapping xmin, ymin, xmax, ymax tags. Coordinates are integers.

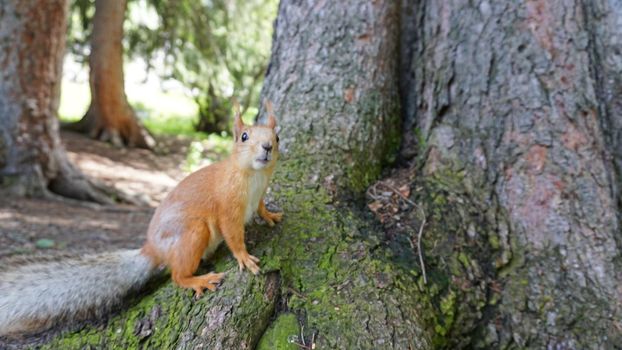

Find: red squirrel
<box><xmin>0</xmin><ymin>101</ymin><xmax>282</xmax><ymax>336</ymax></box>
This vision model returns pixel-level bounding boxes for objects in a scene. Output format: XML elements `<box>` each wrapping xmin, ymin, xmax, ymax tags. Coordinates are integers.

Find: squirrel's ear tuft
<box><xmin>265</xmin><ymin>100</ymin><xmax>277</xmax><ymax>129</ymax></box>
<box><xmin>232</xmin><ymin>97</ymin><xmax>244</xmax><ymax>141</ymax></box>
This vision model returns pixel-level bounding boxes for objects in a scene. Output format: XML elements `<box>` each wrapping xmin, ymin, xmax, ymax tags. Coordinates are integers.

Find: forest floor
<box><xmin>0</xmin><ymin>131</ymin><xmax>197</xmax><ymax>259</ymax></box>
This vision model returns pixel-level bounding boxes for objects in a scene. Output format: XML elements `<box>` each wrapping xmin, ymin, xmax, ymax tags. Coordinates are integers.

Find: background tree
<box><xmin>66</xmin><ymin>0</ymin><xmax>155</xmax><ymax>148</ymax></box>
<box><xmin>0</xmin><ymin>0</ymin><xmax>110</xmax><ymax>203</ymax></box>
<box><xmin>138</xmin><ymin>0</ymin><xmax>277</xmax><ymax>134</ymax></box>
<box><xmin>67</xmin><ymin>0</ymin><xmax>277</xmax><ymax>136</ymax></box>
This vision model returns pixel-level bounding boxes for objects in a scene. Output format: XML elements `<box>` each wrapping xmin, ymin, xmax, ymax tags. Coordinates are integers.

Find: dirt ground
<box><xmin>0</xmin><ymin>131</ymin><xmax>195</xmax><ymax>259</ymax></box>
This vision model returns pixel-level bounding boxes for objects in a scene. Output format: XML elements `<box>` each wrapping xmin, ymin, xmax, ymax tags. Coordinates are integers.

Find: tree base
<box><xmin>64</xmin><ymin>109</ymin><xmax>155</xmax><ymax>150</ymax></box>
<box><xmin>0</xmin><ymin>145</ymin><xmax>150</xmax><ymax>205</ymax></box>
<box><xmin>0</xmin><ymin>159</ymin><xmax>113</xmax><ymax>205</ymax></box>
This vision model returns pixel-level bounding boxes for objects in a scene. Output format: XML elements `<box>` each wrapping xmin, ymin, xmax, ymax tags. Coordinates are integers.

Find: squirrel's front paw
<box><xmin>236</xmin><ymin>253</ymin><xmax>260</xmax><ymax>275</ymax></box>
<box><xmin>263</xmin><ymin>211</ymin><xmax>284</xmax><ymax>227</ymax></box>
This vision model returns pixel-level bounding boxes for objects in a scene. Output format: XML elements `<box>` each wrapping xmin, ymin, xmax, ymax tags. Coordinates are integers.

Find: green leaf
<box><xmin>35</xmin><ymin>238</ymin><xmax>56</xmax><ymax>249</ymax></box>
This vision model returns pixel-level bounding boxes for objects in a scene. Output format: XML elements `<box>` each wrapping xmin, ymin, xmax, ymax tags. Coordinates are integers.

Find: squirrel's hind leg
<box><xmin>173</xmin><ymin>272</ymin><xmax>225</xmax><ymax>297</ymax></box>
<box><xmin>169</xmin><ymin>220</ymin><xmax>224</xmax><ymax>297</ymax></box>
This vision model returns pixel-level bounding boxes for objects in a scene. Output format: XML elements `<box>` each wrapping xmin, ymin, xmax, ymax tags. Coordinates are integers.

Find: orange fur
<box><xmin>140</xmin><ymin>101</ymin><xmax>282</xmax><ymax>296</ymax></box>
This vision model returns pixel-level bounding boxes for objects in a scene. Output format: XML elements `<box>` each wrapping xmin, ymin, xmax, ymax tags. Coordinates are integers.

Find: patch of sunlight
<box><xmin>59</xmin><ymin>55</ymin><xmax>235</xmax><ymax>169</ymax></box>
<box><xmin>59</xmin><ymin>55</ymin><xmax>198</xmax><ymax>137</ymax></box>
<box><xmin>141</xmin><ymin>113</ymin><xmax>202</xmax><ymax>138</ymax></box>
<box><xmin>59</xmin><ymin>78</ymin><xmax>91</xmax><ymax>121</ymax></box>
<box><xmin>125</xmin><ymin>57</ymin><xmax>198</xmax><ymax>127</ymax></box>
<box><xmin>183</xmin><ymin>134</ymin><xmax>232</xmax><ymax>173</ymax></box>
<box><xmin>242</xmin><ymin>106</ymin><xmax>259</xmax><ymax>125</ymax></box>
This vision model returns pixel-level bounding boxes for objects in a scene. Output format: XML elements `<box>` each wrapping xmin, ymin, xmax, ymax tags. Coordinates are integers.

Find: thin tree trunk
<box><xmin>0</xmin><ymin>0</ymin><xmax>111</xmax><ymax>204</ymax></box>
<box><xmin>402</xmin><ymin>0</ymin><xmax>622</xmax><ymax>347</ymax></box>
<box><xmin>65</xmin><ymin>0</ymin><xmax>155</xmax><ymax>149</ymax></box>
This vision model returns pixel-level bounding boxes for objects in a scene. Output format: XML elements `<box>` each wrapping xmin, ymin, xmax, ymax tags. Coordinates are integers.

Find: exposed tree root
<box><xmin>63</xmin><ymin>110</ymin><xmax>155</xmax><ymax>150</ymax></box>
<box><xmin>0</xmin><ymin>152</ymin><xmax>148</xmax><ymax>206</ymax></box>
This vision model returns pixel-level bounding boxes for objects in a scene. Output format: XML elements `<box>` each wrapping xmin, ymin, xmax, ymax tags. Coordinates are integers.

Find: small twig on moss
<box><xmin>369</xmin><ymin>180</ymin><xmax>428</xmax><ymax>284</ymax></box>
<box><xmin>287</xmin><ymin>287</ymin><xmax>307</xmax><ymax>299</ymax></box>
<box><xmin>290</xmin><ymin>324</ymin><xmax>316</xmax><ymax>350</ymax></box>
<box><xmin>290</xmin><ymin>341</ymin><xmax>313</xmax><ymax>349</ymax></box>
<box><xmin>416</xmin><ymin>206</ymin><xmax>428</xmax><ymax>285</ymax></box>
<box><xmin>366</xmin><ymin>183</ymin><xmax>381</xmax><ymax>201</ymax></box>
<box><xmin>378</xmin><ymin>182</ymin><xmax>417</xmax><ymax>206</ymax></box>
<box><xmin>379</xmin><ymin>182</ymin><xmax>429</xmax><ymax>284</ymax></box>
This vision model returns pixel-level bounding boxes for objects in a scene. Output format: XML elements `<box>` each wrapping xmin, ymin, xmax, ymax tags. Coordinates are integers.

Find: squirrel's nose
<box><xmin>262</xmin><ymin>142</ymin><xmax>273</xmax><ymax>152</ymax></box>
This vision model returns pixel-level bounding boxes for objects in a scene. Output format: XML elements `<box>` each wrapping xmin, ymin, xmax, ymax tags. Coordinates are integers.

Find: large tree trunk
<box><xmin>30</xmin><ymin>1</ymin><xmax>433</xmax><ymax>349</ymax></box>
<box><xmin>0</xmin><ymin>0</ymin><xmax>111</xmax><ymax>204</ymax></box>
<box><xmin>402</xmin><ymin>0</ymin><xmax>622</xmax><ymax>348</ymax></box>
<box><xmin>259</xmin><ymin>1</ymin><xmax>402</xmax><ymax>194</ymax></box>
<box><xmin>65</xmin><ymin>0</ymin><xmax>155</xmax><ymax>149</ymax></box>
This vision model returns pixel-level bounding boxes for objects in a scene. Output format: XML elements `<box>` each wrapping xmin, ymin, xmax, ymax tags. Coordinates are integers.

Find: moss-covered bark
<box><xmin>259</xmin><ymin>0</ymin><xmax>402</xmax><ymax>193</ymax></box>
<box><xmin>401</xmin><ymin>0</ymin><xmax>622</xmax><ymax>348</ymax></box>
<box><xmin>40</xmin><ymin>270</ymin><xmax>279</xmax><ymax>349</ymax></box>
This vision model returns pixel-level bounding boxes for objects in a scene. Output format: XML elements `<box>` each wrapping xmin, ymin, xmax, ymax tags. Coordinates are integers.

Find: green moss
<box><xmin>410</xmin><ymin>167</ymin><xmax>502</xmax><ymax>348</ymax></box>
<box><xmin>436</xmin><ymin>290</ymin><xmax>457</xmax><ymax>336</ymax></box>
<box><xmin>497</xmin><ymin>234</ymin><xmax>525</xmax><ymax>278</ymax></box>
<box><xmin>457</xmin><ymin>252</ymin><xmax>471</xmax><ymax>269</ymax></box>
<box><xmin>318</xmin><ymin>245</ymin><xmax>337</xmax><ymax>277</ymax></box>
<box><xmin>259</xmin><ymin>159</ymin><xmax>435</xmax><ymax>346</ymax></box>
<box><xmin>256</xmin><ymin>313</ymin><xmax>300</xmax><ymax>350</ymax></box>
<box><xmin>414</xmin><ymin>127</ymin><xmax>427</xmax><ymax>151</ymax></box>
<box><xmin>488</xmin><ymin>233</ymin><xmax>500</xmax><ymax>250</ymax></box>
<box><xmin>347</xmin><ymin>158</ymin><xmax>382</xmax><ymax>193</ymax></box>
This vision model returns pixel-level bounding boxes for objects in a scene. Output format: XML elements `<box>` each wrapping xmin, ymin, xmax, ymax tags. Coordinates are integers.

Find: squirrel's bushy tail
<box><xmin>0</xmin><ymin>249</ymin><xmax>155</xmax><ymax>336</ymax></box>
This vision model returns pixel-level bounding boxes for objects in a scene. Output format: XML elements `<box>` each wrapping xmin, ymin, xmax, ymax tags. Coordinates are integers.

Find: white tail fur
<box><xmin>0</xmin><ymin>249</ymin><xmax>154</xmax><ymax>336</ymax></box>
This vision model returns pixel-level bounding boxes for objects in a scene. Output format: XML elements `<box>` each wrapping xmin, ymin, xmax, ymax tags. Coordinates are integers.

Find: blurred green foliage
<box><xmin>67</xmin><ymin>0</ymin><xmax>278</xmax><ymax>134</ymax></box>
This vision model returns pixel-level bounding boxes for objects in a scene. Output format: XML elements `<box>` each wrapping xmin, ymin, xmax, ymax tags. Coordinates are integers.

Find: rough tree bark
<box><xmin>401</xmin><ymin>0</ymin><xmax>622</xmax><ymax>348</ymax></box>
<box><xmin>65</xmin><ymin>0</ymin><xmax>155</xmax><ymax>149</ymax></box>
<box><xmin>0</xmin><ymin>0</ymin><xmax>111</xmax><ymax>203</ymax></box>
<box><xmin>259</xmin><ymin>0</ymin><xmax>403</xmax><ymax>193</ymax></box>
<box><xmin>32</xmin><ymin>1</ymin><xmax>433</xmax><ymax>349</ymax></box>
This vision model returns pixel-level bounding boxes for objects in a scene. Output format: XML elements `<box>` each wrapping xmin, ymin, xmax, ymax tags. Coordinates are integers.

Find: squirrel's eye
<box><xmin>276</xmin><ymin>135</ymin><xmax>280</xmax><ymax>143</ymax></box>
<box><xmin>241</xmin><ymin>132</ymin><xmax>249</xmax><ymax>142</ymax></box>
